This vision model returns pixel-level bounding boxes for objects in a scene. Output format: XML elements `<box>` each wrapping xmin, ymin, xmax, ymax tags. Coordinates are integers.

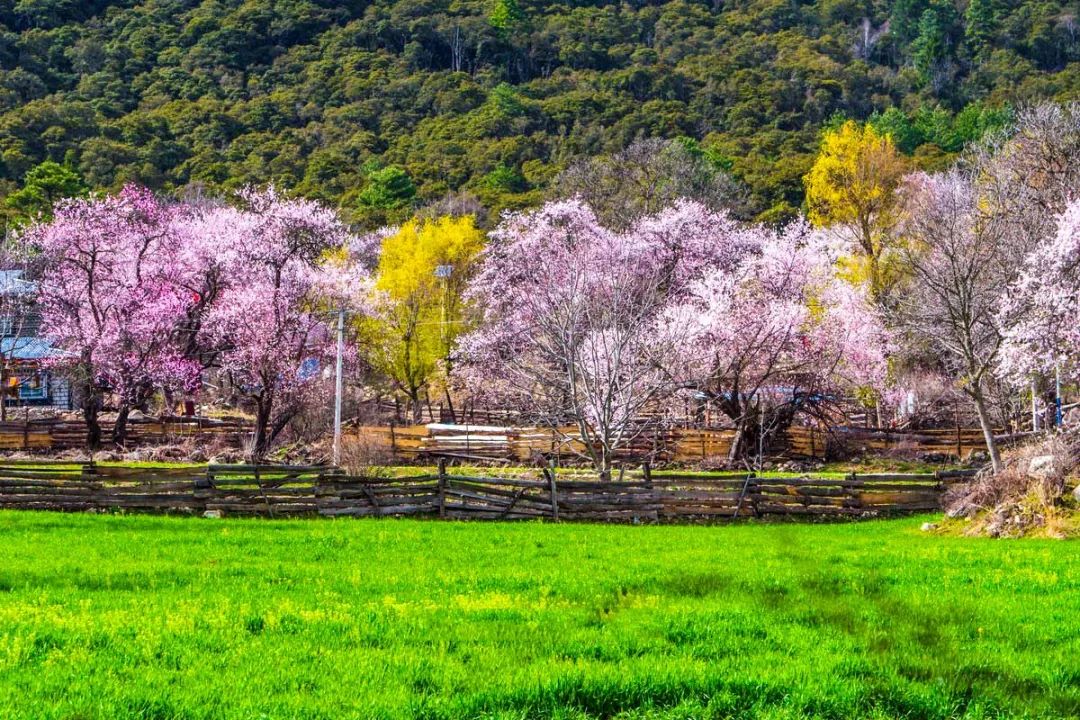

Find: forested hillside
<box><xmin>1</xmin><ymin>0</ymin><xmax>1078</xmax><ymax>226</ymax></box>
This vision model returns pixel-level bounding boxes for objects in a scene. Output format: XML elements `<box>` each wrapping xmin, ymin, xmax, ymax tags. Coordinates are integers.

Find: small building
<box><xmin>0</xmin><ymin>270</ymin><xmax>73</xmax><ymax>410</ymax></box>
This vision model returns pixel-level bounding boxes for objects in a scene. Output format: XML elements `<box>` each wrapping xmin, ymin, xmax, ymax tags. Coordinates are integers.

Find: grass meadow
<box><xmin>0</xmin><ymin>512</ymin><xmax>1076</xmax><ymax>719</ymax></box>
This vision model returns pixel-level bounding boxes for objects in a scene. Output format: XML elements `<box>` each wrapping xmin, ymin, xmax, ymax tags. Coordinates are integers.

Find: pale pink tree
<box><xmin>459</xmin><ymin>199</ymin><xmax>752</xmax><ymax>477</ymax></box>
<box><xmin>1000</xmin><ymin>200</ymin><xmax>1080</xmax><ymax>394</ymax></box>
<box><xmin>198</xmin><ymin>187</ymin><xmax>360</xmax><ymax>458</ymax></box>
<box><xmin>667</xmin><ymin>220</ymin><xmax>889</xmax><ymax>460</ymax></box>
<box><xmin>29</xmin><ymin>186</ymin><xmax>204</xmax><ymax>449</ymax></box>
<box><xmin>891</xmin><ymin>170</ymin><xmax>1027</xmax><ymax>472</ymax></box>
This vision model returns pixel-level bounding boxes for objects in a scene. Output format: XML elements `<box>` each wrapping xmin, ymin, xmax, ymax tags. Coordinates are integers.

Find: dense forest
<box><xmin>0</xmin><ymin>0</ymin><xmax>1078</xmax><ymax>226</ymax></box>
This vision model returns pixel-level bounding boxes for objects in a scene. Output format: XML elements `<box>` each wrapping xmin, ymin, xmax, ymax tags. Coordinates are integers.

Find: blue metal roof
<box><xmin>0</xmin><ymin>336</ymin><xmax>65</xmax><ymax>361</ymax></box>
<box><xmin>0</xmin><ymin>270</ymin><xmax>36</xmax><ymax>296</ymax></box>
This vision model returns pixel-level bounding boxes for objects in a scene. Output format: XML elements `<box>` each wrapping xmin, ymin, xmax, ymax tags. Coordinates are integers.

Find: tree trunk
<box><xmin>409</xmin><ymin>388</ymin><xmax>423</xmax><ymax>424</ymax></box>
<box><xmin>443</xmin><ymin>386</ymin><xmax>456</xmax><ymax>424</ymax></box>
<box><xmin>727</xmin><ymin>423</ymin><xmax>745</xmax><ymax>464</ymax></box>
<box><xmin>112</xmin><ymin>403</ymin><xmax>131</xmax><ymax>448</ymax></box>
<box><xmin>971</xmin><ymin>386</ymin><xmax>1002</xmax><ymax>473</ymax></box>
<box><xmin>599</xmin><ymin>450</ymin><xmax>613</xmax><ymax>483</ymax></box>
<box><xmin>83</xmin><ymin>392</ymin><xmax>102</xmax><ymax>453</ymax></box>
<box><xmin>251</xmin><ymin>398</ymin><xmax>273</xmax><ymax>461</ymax></box>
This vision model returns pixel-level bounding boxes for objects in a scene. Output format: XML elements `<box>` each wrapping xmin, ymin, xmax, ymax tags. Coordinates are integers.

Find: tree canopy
<box><xmin>0</xmin><ymin>0</ymin><xmax>1072</xmax><ymax>225</ymax></box>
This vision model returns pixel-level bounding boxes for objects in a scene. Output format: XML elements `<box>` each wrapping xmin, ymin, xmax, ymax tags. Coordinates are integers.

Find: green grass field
<box><xmin>0</xmin><ymin>513</ymin><xmax>1076</xmax><ymax>720</ymax></box>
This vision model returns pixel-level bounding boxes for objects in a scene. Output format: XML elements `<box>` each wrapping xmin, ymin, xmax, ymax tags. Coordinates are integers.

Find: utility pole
<box><xmin>332</xmin><ymin>307</ymin><xmax>345</xmax><ymax>467</ymax></box>
<box><xmin>1056</xmin><ymin>365</ymin><xmax>1063</xmax><ymax>428</ymax></box>
<box><xmin>1032</xmin><ymin>378</ymin><xmax>1039</xmax><ymax>432</ymax></box>
<box><xmin>434</xmin><ymin>264</ymin><xmax>454</xmax><ymax>423</ymax></box>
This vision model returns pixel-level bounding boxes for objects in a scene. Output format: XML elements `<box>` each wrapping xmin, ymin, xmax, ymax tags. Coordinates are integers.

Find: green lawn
<box><xmin>0</xmin><ymin>513</ymin><xmax>1076</xmax><ymax>719</ymax></box>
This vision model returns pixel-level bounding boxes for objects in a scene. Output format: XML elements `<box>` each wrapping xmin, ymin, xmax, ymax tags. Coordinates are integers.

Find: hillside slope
<box><xmin>1</xmin><ymin>0</ymin><xmax>1078</xmax><ymax>224</ymax></box>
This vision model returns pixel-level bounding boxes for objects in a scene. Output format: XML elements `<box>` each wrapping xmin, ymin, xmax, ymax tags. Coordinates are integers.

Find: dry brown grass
<box><xmin>338</xmin><ymin>431</ymin><xmax>397</xmax><ymax>475</ymax></box>
<box><xmin>944</xmin><ymin>430</ymin><xmax>1080</xmax><ymax>538</ymax></box>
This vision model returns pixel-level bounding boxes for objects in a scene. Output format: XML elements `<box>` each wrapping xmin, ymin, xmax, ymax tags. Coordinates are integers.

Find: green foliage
<box><xmin>0</xmin><ymin>0</ymin><xmax>1075</xmax><ymax>223</ymax></box>
<box><xmin>965</xmin><ymin>0</ymin><xmax>1002</xmax><ymax>56</ymax></box>
<box><xmin>911</xmin><ymin>0</ymin><xmax>961</xmax><ymax>86</ymax></box>
<box><xmin>0</xmin><ymin>511</ymin><xmax>1078</xmax><ymax>717</ymax></box>
<box><xmin>482</xmin><ymin>163</ymin><xmax>528</xmax><ymax>193</ymax></box>
<box><xmin>869</xmin><ymin>103</ymin><xmax>1011</xmax><ymax>156</ymax></box>
<box><xmin>489</xmin><ymin>0</ymin><xmax>527</xmax><ymax>35</ymax></box>
<box><xmin>3</xmin><ymin>160</ymin><xmax>86</xmax><ymax>225</ymax></box>
<box><xmin>358</xmin><ymin>166</ymin><xmax>416</xmax><ymax>211</ymax></box>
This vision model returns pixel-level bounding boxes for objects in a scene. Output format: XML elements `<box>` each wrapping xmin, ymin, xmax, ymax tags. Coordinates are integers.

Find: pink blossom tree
<box><xmin>999</xmin><ymin>200</ymin><xmax>1080</xmax><ymax>392</ymax></box>
<box><xmin>891</xmin><ymin>170</ymin><xmax>1026</xmax><ymax>472</ymax></box>
<box><xmin>667</xmin><ymin>220</ymin><xmax>889</xmax><ymax>461</ymax></box>
<box><xmin>197</xmin><ymin>187</ymin><xmax>359</xmax><ymax>458</ymax></box>
<box><xmin>29</xmin><ymin>186</ymin><xmax>204</xmax><ymax>449</ymax></box>
<box><xmin>460</xmin><ymin>199</ymin><xmax>767</xmax><ymax>475</ymax></box>
<box><xmin>27</xmin><ymin>185</ymin><xmax>367</xmax><ymax>456</ymax></box>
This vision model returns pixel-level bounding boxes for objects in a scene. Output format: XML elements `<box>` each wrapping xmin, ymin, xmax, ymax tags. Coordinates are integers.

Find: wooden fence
<box><xmin>0</xmin><ymin>461</ymin><xmax>976</xmax><ymax>521</ymax></box>
<box><xmin>354</xmin><ymin>423</ymin><xmax>1016</xmax><ymax>464</ymax></box>
<box><xmin>0</xmin><ymin>416</ymin><xmax>249</xmax><ymax>451</ymax></box>
<box><xmin>361</xmin><ymin>424</ymin><xmax>685</xmax><ymax>464</ymax></box>
<box><xmin>820</xmin><ymin>426</ymin><xmax>1024</xmax><ymax>458</ymax></box>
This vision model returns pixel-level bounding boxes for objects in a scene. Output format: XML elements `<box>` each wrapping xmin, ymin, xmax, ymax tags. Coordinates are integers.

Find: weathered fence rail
<box><xmin>0</xmin><ymin>416</ymin><xmax>249</xmax><ymax>451</ymax></box>
<box><xmin>0</xmin><ymin>461</ymin><xmax>976</xmax><ymax>521</ymax></box>
<box><xmin>355</xmin><ymin>423</ymin><xmax>1017</xmax><ymax>464</ymax></box>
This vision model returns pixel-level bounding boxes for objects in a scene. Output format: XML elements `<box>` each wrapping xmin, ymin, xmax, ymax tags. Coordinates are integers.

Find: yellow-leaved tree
<box><xmin>804</xmin><ymin>121</ymin><xmax>908</xmax><ymax>301</ymax></box>
<box><xmin>362</xmin><ymin>214</ymin><xmax>485</xmax><ymax>423</ymax></box>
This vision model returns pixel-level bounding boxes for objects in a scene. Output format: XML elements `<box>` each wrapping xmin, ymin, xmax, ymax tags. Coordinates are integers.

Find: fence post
<box><xmin>847</xmin><ymin>471</ymin><xmax>860</xmax><ymax>511</ymax></box>
<box><xmin>547</xmin><ymin>459</ymin><xmax>559</xmax><ymax>522</ymax></box>
<box><xmin>437</xmin><ymin>457</ymin><xmax>447</xmax><ymax>519</ymax></box>
<box><xmin>733</xmin><ymin>471</ymin><xmax>751</xmax><ymax>518</ymax></box>
<box><xmin>955</xmin><ymin>404</ymin><xmax>963</xmax><ymax>460</ymax></box>
<box><xmin>747</xmin><ymin>472</ymin><xmax>761</xmax><ymax>518</ymax></box>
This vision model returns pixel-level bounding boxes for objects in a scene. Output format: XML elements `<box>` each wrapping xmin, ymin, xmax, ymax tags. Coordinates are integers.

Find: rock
<box><xmin>203</xmin><ymin>510</ymin><xmax>223</xmax><ymax>519</ymax></box>
<box><xmin>963</xmin><ymin>449</ymin><xmax>990</xmax><ymax>466</ymax></box>
<box><xmin>1072</xmin><ymin>484</ymin><xmax>1080</xmax><ymax>503</ymax></box>
<box><xmin>920</xmin><ymin>522</ymin><xmax>939</xmax><ymax>532</ymax></box>
<box><xmin>1028</xmin><ymin>454</ymin><xmax>1056</xmax><ymax>478</ymax></box>
<box><xmin>128</xmin><ymin>409</ymin><xmax>147</xmax><ymax>421</ymax></box>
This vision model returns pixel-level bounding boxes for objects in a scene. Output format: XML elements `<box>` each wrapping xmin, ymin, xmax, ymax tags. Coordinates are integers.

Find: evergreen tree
<box><xmin>489</xmin><ymin>0</ymin><xmax>527</xmax><ymax>36</ymax></box>
<box><xmin>965</xmin><ymin>0</ymin><xmax>1001</xmax><ymax>56</ymax></box>
<box><xmin>358</xmin><ymin>167</ymin><xmax>417</xmax><ymax>212</ymax></box>
<box><xmin>911</xmin><ymin>0</ymin><xmax>960</xmax><ymax>86</ymax></box>
<box><xmin>4</xmin><ymin>161</ymin><xmax>87</xmax><ymax>225</ymax></box>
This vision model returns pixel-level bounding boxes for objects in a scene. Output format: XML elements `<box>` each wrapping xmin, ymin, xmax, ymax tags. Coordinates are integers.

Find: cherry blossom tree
<box><xmin>999</xmin><ymin>200</ymin><xmax>1080</xmax><ymax>391</ymax></box>
<box><xmin>461</xmin><ymin>199</ymin><xmax>773</xmax><ymax>475</ymax></box>
<box><xmin>26</xmin><ymin>184</ymin><xmax>367</xmax><ymax>456</ymax></box>
<box><xmin>29</xmin><ymin>186</ymin><xmax>204</xmax><ymax>449</ymax></box>
<box><xmin>890</xmin><ymin>170</ymin><xmax>1027</xmax><ymax>472</ymax></box>
<box><xmin>668</xmin><ymin>220</ymin><xmax>889</xmax><ymax>461</ymax></box>
<box><xmin>198</xmin><ymin>187</ymin><xmax>360</xmax><ymax>458</ymax></box>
